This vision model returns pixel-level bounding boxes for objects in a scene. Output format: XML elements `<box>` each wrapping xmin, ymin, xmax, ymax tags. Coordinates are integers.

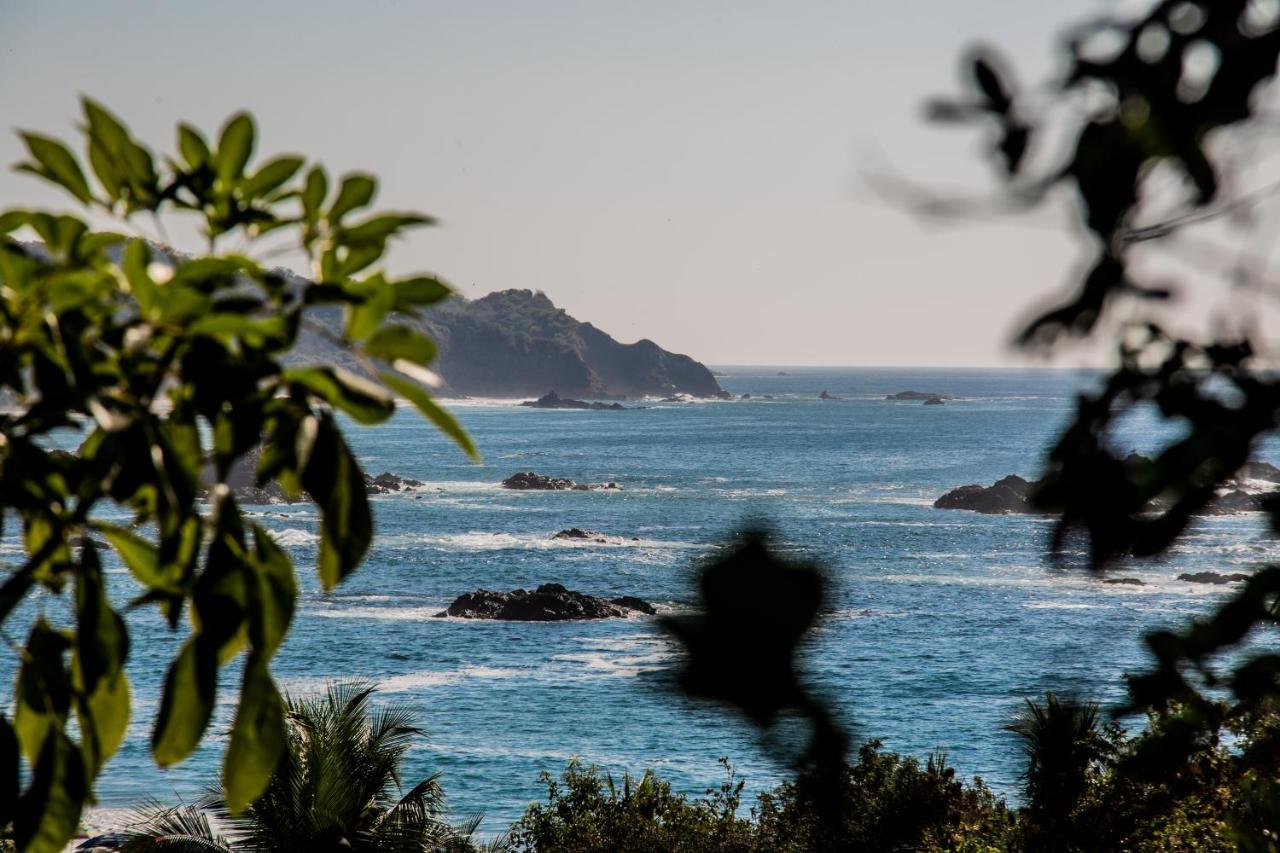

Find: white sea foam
<box><xmin>377</xmin><ymin>530</ymin><xmax>701</xmax><ymax>552</ymax></box>
<box><xmin>267</xmin><ymin>527</ymin><xmax>319</xmax><ymax>547</ymax></box>
<box><xmin>1024</xmin><ymin>601</ymin><xmax>1106</xmax><ymax>611</ymax></box>
<box><xmin>309</xmin><ymin>605</ymin><xmax>445</xmax><ymax>621</ymax></box>
<box><xmin>380</xmin><ymin>665</ymin><xmax>527</xmax><ymax>691</ymax></box>
<box><xmin>407</xmin><ymin>480</ymin><xmax>506</xmax><ymax>494</ymax></box>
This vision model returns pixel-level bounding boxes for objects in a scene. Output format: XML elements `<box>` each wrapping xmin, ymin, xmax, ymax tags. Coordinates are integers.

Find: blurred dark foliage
<box><xmin>661</xmin><ymin>531</ymin><xmax>847</xmax><ymax>821</ymax></box>
<box><xmin>931</xmin><ymin>0</ymin><xmax>1280</xmax><ymax>775</ymax></box>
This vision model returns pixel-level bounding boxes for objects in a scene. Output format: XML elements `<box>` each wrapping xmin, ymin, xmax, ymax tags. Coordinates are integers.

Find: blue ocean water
<box><xmin>9</xmin><ymin>367</ymin><xmax>1280</xmax><ymax>832</ymax></box>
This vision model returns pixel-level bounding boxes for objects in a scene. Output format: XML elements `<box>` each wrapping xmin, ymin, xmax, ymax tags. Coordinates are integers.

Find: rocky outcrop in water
<box><xmin>502</xmin><ymin>471</ymin><xmax>621</xmax><ymax>491</ymax></box>
<box><xmin>553</xmin><ymin>528</ymin><xmax>608</xmax><ymax>541</ymax></box>
<box><xmin>1103</xmin><ymin>577</ymin><xmax>1146</xmax><ymax>586</ymax></box>
<box><xmin>934</xmin><ymin>475</ymin><xmax>1037</xmax><ymax>514</ymax></box>
<box><xmin>365</xmin><ymin>471</ymin><xmax>424</xmax><ymax>494</ymax></box>
<box><xmin>936</xmin><ymin>453</ymin><xmax>1280</xmax><ymax>516</ymax></box>
<box><xmin>923</xmin><ymin>396</ymin><xmax>946</xmax><ymax>405</ymax></box>
<box><xmin>819</xmin><ymin>390</ymin><xmax>836</xmax><ymax>400</ymax></box>
<box><xmin>520</xmin><ymin>392</ymin><xmax>627</xmax><ymax>410</ymax></box>
<box><xmin>887</xmin><ymin>390</ymin><xmax>952</xmax><ymax>401</ymax></box>
<box><xmin>1179</xmin><ymin>571</ymin><xmax>1251</xmax><ymax>585</ymax></box>
<box><xmin>435</xmin><ymin>583</ymin><xmax>656</xmax><ymax>620</ymax></box>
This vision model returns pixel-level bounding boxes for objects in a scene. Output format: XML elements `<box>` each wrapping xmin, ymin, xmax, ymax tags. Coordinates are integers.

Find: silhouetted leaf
<box><xmin>223</xmin><ymin>652</ymin><xmax>286</xmax><ymax>813</ymax></box>
<box><xmin>152</xmin><ymin>636</ymin><xmax>218</xmax><ymax>767</ymax></box>
<box><xmin>301</xmin><ymin>413</ymin><xmax>373</xmax><ymax>589</ymax></box>
<box><xmin>14</xmin><ymin>729</ymin><xmax>86</xmax><ymax>853</ymax></box>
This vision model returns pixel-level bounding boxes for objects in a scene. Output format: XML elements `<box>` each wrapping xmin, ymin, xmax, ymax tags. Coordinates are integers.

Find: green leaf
<box><xmin>189</xmin><ymin>312</ymin><xmax>289</xmax><ymax>345</ymax></box>
<box><xmin>14</xmin><ymin>729</ymin><xmax>86</xmax><ymax>853</ymax></box>
<box><xmin>380</xmin><ymin>370</ymin><xmax>479</xmax><ymax>460</ymax></box>
<box><xmin>393</xmin><ymin>275</ymin><xmax>453</xmax><ymax>308</ymax></box>
<box><xmin>16</xmin><ymin>132</ymin><xmax>93</xmax><ymax>203</ymax></box>
<box><xmin>339</xmin><ymin>213</ymin><xmax>434</xmax><ymax>246</ymax></box>
<box><xmin>328</xmin><ymin>173</ymin><xmax>377</xmax><ymax>224</ymax></box>
<box><xmin>363</xmin><ymin>324</ymin><xmax>437</xmax><ymax>366</ymax></box>
<box><xmin>302</xmin><ymin>165</ymin><xmax>328</xmax><ymax>228</ymax></box>
<box><xmin>215</xmin><ymin>112</ymin><xmax>255</xmax><ymax>185</ymax></box>
<box><xmin>170</xmin><ymin>253</ymin><xmax>262</xmax><ymax>285</ymax></box>
<box><xmin>243</xmin><ymin>155</ymin><xmax>304</xmax><ymax>200</ymax></box>
<box><xmin>301</xmin><ymin>413</ymin><xmax>373</xmax><ymax>589</ymax></box>
<box><xmin>193</xmin><ymin>493</ymin><xmax>250</xmax><ymax>664</ymax></box>
<box><xmin>121</xmin><ymin>238</ymin><xmax>157</xmax><ymax>317</ymax></box>
<box><xmin>177</xmin><ymin>122</ymin><xmax>211</xmax><ymax>169</ymax></box>
<box><xmin>97</xmin><ymin>522</ymin><xmax>171</xmax><ymax>589</ymax></box>
<box><xmin>83</xmin><ymin>99</ymin><xmax>158</xmax><ymax>208</ymax></box>
<box><xmin>72</xmin><ymin>545</ymin><xmax>130</xmax><ymax>776</ymax></box>
<box><xmin>247</xmin><ymin>524</ymin><xmax>296</xmax><ymax>659</ymax></box>
<box><xmin>283</xmin><ymin>365</ymin><xmax>395</xmax><ymax>425</ymax></box>
<box><xmin>152</xmin><ymin>636</ymin><xmax>217</xmax><ymax>766</ymax></box>
<box><xmin>344</xmin><ymin>274</ymin><xmax>396</xmax><ymax>340</ymax></box>
<box><xmin>14</xmin><ymin>619</ymin><xmax>72</xmax><ymax>765</ymax></box>
<box><xmin>223</xmin><ymin>652</ymin><xmax>286</xmax><ymax>813</ymax></box>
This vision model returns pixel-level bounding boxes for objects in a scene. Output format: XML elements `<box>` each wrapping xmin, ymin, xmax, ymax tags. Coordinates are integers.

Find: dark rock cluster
<box><xmin>435</xmin><ymin>583</ymin><xmax>656</xmax><ymax>620</ymax></box>
<box><xmin>887</xmin><ymin>390</ymin><xmax>952</xmax><ymax>401</ymax></box>
<box><xmin>1178</xmin><ymin>571</ymin><xmax>1251</xmax><ymax>585</ymax></box>
<box><xmin>935</xmin><ymin>453</ymin><xmax>1280</xmax><ymax>516</ymax></box>
<box><xmin>501</xmin><ymin>471</ymin><xmax>622</xmax><ymax>491</ymax></box>
<box><xmin>365</xmin><ymin>471</ymin><xmax>424</xmax><ymax>495</ymax></box>
<box><xmin>520</xmin><ymin>391</ymin><xmax>627</xmax><ymax>410</ymax></box>
<box><xmin>934</xmin><ymin>475</ymin><xmax>1037</xmax><ymax>514</ymax></box>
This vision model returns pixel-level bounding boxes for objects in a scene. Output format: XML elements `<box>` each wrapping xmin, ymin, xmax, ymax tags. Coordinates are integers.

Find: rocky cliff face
<box><xmin>420</xmin><ymin>290</ymin><xmax>726</xmax><ymax>399</ymax></box>
<box><xmin>295</xmin><ymin>288</ymin><xmax>725</xmax><ymax>399</ymax></box>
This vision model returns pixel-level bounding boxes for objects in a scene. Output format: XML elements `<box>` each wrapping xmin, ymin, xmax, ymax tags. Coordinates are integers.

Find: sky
<box><xmin>0</xmin><ymin>1</ymin><xmax>1225</xmax><ymax>367</ymax></box>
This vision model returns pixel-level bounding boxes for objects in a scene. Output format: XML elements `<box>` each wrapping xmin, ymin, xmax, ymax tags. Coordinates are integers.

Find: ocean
<box><xmin>10</xmin><ymin>367</ymin><xmax>1279</xmax><ymax>833</ymax></box>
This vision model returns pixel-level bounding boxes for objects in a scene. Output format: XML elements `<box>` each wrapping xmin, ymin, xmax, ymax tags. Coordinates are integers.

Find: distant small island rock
<box><xmin>819</xmin><ymin>390</ymin><xmax>836</xmax><ymax>400</ymax></box>
<box><xmin>435</xmin><ymin>583</ymin><xmax>655</xmax><ymax>620</ymax></box>
<box><xmin>520</xmin><ymin>391</ymin><xmax>627</xmax><ymax>410</ymax></box>
<box><xmin>1178</xmin><ymin>571</ymin><xmax>1250</xmax><ymax>585</ymax></box>
<box><xmin>502</xmin><ymin>471</ymin><xmax>622</xmax><ymax>491</ymax></box>
<box><xmin>923</xmin><ymin>396</ymin><xmax>946</xmax><ymax>405</ymax></box>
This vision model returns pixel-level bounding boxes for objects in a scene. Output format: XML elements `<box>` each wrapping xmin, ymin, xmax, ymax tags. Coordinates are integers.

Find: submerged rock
<box><xmin>887</xmin><ymin>390</ymin><xmax>952</xmax><ymax>401</ymax></box>
<box><xmin>1178</xmin><ymin>571</ymin><xmax>1250</xmax><ymax>585</ymax></box>
<box><xmin>502</xmin><ymin>471</ymin><xmax>622</xmax><ymax>491</ymax></box>
<box><xmin>1103</xmin><ymin>577</ymin><xmax>1146</xmax><ymax>586</ymax></box>
<box><xmin>435</xmin><ymin>583</ymin><xmax>656</xmax><ymax>620</ymax></box>
<box><xmin>923</xmin><ymin>395</ymin><xmax>946</xmax><ymax>405</ymax></box>
<box><xmin>819</xmin><ymin>390</ymin><xmax>836</xmax><ymax>400</ymax></box>
<box><xmin>934</xmin><ymin>475</ymin><xmax>1036</xmax><ymax>514</ymax></box>
<box><xmin>520</xmin><ymin>391</ymin><xmax>627</xmax><ymax>410</ymax></box>
<box><xmin>552</xmin><ymin>527</ymin><xmax>608</xmax><ymax>542</ymax></box>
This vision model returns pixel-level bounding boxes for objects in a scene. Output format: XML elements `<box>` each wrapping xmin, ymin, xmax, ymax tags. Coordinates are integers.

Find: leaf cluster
<box><xmin>0</xmin><ymin>99</ymin><xmax>476</xmax><ymax>852</ymax></box>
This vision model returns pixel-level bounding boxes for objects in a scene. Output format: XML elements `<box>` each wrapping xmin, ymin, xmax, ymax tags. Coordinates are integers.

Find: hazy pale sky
<box><xmin>2</xmin><ymin>2</ymin><xmax>1129</xmax><ymax>366</ymax></box>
